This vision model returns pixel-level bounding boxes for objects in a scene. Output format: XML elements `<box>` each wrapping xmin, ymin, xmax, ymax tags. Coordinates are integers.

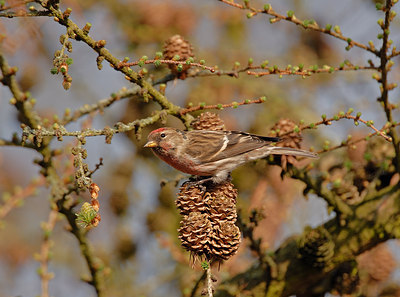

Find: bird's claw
<box><xmin>182</xmin><ymin>177</ymin><xmax>213</xmax><ymax>192</ymax></box>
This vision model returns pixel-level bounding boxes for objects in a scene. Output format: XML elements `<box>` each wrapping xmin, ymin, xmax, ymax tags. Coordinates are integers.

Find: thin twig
<box><xmin>378</xmin><ymin>0</ymin><xmax>400</xmax><ymax>171</ymax></box>
<box><xmin>206</xmin><ymin>266</ymin><xmax>214</xmax><ymax>297</ymax></box>
<box><xmin>38</xmin><ymin>209</ymin><xmax>58</xmax><ymax>297</ymax></box>
<box><xmin>0</xmin><ymin>10</ymin><xmax>52</xmax><ymax>17</ymax></box>
<box><xmin>180</xmin><ymin>97</ymin><xmax>267</xmax><ymax>115</ymax></box>
<box><xmin>61</xmin><ymin>86</ymin><xmax>141</xmax><ymax>125</ymax></box>
<box><xmin>22</xmin><ymin>112</ymin><xmax>163</xmax><ymax>138</ymax></box>
<box><xmin>119</xmin><ymin>59</ymin><xmax>215</xmax><ymax>73</ymax></box>
<box><xmin>0</xmin><ymin>177</ymin><xmax>45</xmax><ymax>219</ymax></box>
<box><xmin>246</xmin><ymin>65</ymin><xmax>375</xmax><ymax>77</ymax></box>
<box><xmin>218</xmin><ymin>0</ymin><xmax>379</xmax><ymax>55</ymax></box>
<box><xmin>87</xmin><ymin>158</ymin><xmax>104</xmax><ymax>178</ymax></box>
<box><xmin>277</xmin><ymin>111</ymin><xmax>392</xmax><ymax>142</ymax></box>
<box><xmin>0</xmin><ymin>50</ymin><xmax>41</xmax><ymax>128</ymax></box>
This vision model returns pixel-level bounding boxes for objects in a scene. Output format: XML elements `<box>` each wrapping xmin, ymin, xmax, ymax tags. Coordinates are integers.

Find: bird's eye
<box><xmin>160</xmin><ymin>133</ymin><xmax>166</xmax><ymax>138</ymax></box>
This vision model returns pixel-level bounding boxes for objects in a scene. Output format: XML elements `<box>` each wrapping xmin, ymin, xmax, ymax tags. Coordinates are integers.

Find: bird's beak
<box><xmin>144</xmin><ymin>141</ymin><xmax>157</xmax><ymax>148</ymax></box>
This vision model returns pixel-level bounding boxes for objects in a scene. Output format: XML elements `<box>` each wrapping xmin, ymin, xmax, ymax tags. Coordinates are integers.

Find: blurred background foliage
<box><xmin>1</xmin><ymin>0</ymin><xmax>400</xmax><ymax>296</ymax></box>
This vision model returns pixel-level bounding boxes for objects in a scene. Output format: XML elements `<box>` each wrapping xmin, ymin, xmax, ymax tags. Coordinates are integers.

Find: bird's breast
<box><xmin>152</xmin><ymin>149</ymin><xmax>211</xmax><ymax>176</ymax></box>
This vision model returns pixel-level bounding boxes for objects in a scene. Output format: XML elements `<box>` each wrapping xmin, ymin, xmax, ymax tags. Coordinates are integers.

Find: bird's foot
<box><xmin>182</xmin><ymin>176</ymin><xmax>214</xmax><ymax>192</ymax></box>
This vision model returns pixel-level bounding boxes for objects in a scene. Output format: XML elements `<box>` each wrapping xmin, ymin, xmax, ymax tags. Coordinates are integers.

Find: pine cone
<box><xmin>163</xmin><ymin>34</ymin><xmax>194</xmax><ymax>79</ymax></box>
<box><xmin>208</xmin><ymin>181</ymin><xmax>237</xmax><ymax>202</ymax></box>
<box><xmin>298</xmin><ymin>227</ymin><xmax>335</xmax><ymax>268</ymax></box>
<box><xmin>176</xmin><ymin>184</ymin><xmax>210</xmax><ymax>216</ymax></box>
<box><xmin>329</xmin><ymin>168</ymin><xmax>365</xmax><ymax>205</ymax></box>
<box><xmin>209</xmin><ymin>221</ymin><xmax>241</xmax><ymax>261</ymax></box>
<box><xmin>207</xmin><ymin>194</ymin><xmax>237</xmax><ymax>223</ymax></box>
<box><xmin>191</xmin><ymin>112</ymin><xmax>226</xmax><ymax>131</ymax></box>
<box><xmin>178</xmin><ymin>212</ymin><xmax>212</xmax><ymax>255</ymax></box>
<box><xmin>177</xmin><ymin>181</ymin><xmax>241</xmax><ymax>262</ymax></box>
<box><xmin>270</xmin><ymin>118</ymin><xmax>302</xmax><ymax>168</ymax></box>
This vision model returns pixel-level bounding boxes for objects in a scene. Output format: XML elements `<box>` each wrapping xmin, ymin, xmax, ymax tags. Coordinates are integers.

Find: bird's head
<box><xmin>144</xmin><ymin>127</ymin><xmax>183</xmax><ymax>154</ymax></box>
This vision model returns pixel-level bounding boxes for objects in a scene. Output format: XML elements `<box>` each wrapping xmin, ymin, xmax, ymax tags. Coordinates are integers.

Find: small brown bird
<box><xmin>144</xmin><ymin>127</ymin><xmax>318</xmax><ymax>184</ymax></box>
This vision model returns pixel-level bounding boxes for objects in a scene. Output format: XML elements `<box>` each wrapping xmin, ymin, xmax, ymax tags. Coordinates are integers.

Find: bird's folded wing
<box><xmin>185</xmin><ymin>130</ymin><xmax>280</xmax><ymax>163</ymax></box>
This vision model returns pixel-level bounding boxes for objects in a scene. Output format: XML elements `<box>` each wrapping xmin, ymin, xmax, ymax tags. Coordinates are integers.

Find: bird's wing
<box><xmin>185</xmin><ymin>130</ymin><xmax>280</xmax><ymax>163</ymax></box>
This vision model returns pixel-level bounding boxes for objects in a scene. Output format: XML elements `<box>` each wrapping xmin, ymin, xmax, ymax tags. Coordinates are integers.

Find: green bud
<box><xmin>177</xmin><ymin>63</ymin><xmax>183</xmax><ymax>72</ymax></box>
<box><xmin>201</xmin><ymin>261</ymin><xmax>209</xmax><ymax>270</ymax></box>
<box><xmin>333</xmin><ymin>179</ymin><xmax>341</xmax><ymax>188</ymax></box>
<box><xmin>261</xmin><ymin>60</ymin><xmax>269</xmax><ymax>68</ymax></box>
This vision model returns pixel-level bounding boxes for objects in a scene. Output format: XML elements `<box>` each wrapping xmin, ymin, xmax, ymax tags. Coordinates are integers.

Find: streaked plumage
<box><xmin>144</xmin><ymin>127</ymin><xmax>318</xmax><ymax>183</ymax></box>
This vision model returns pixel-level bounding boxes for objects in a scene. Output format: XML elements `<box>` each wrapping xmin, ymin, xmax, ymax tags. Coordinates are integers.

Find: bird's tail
<box><xmin>269</xmin><ymin>146</ymin><xmax>318</xmax><ymax>159</ymax></box>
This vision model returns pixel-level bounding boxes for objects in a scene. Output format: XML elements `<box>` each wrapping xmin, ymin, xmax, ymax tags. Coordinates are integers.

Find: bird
<box><xmin>144</xmin><ymin>127</ymin><xmax>318</xmax><ymax>184</ymax></box>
